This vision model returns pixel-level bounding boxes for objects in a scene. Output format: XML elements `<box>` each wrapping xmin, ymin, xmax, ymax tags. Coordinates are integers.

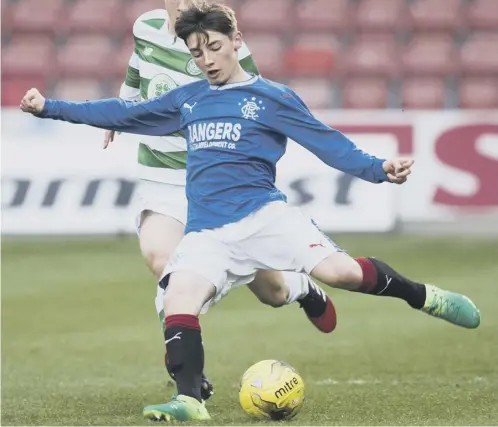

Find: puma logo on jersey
<box><xmin>183</xmin><ymin>102</ymin><xmax>197</xmax><ymax>113</ymax></box>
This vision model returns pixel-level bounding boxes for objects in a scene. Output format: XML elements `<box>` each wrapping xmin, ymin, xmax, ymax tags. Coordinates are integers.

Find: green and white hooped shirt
<box><xmin>120</xmin><ymin>9</ymin><xmax>259</xmax><ymax>185</ymax></box>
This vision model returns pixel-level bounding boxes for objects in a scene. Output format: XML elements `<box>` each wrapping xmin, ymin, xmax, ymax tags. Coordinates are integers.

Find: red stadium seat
<box><xmin>126</xmin><ymin>0</ymin><xmax>166</xmax><ymax>28</ymax></box>
<box><xmin>408</xmin><ymin>0</ymin><xmax>462</xmax><ymax>31</ymax></box>
<box><xmin>459</xmin><ymin>78</ymin><xmax>498</xmax><ymax>109</ymax></box>
<box><xmin>460</xmin><ymin>32</ymin><xmax>498</xmax><ymax>75</ymax></box>
<box><xmin>401</xmin><ymin>78</ymin><xmax>445</xmax><ymax>109</ymax></box>
<box><xmin>2</xmin><ymin>35</ymin><xmax>55</xmax><ymax>78</ymax></box>
<box><xmin>237</xmin><ymin>0</ymin><xmax>294</xmax><ymax>33</ymax></box>
<box><xmin>401</xmin><ymin>34</ymin><xmax>458</xmax><ymax>76</ymax></box>
<box><xmin>243</xmin><ymin>34</ymin><xmax>285</xmax><ymax>79</ymax></box>
<box><xmin>354</xmin><ymin>0</ymin><xmax>408</xmax><ymax>32</ymax></box>
<box><xmin>57</xmin><ymin>35</ymin><xmax>114</xmax><ymax>77</ymax></box>
<box><xmin>112</xmin><ymin>37</ymin><xmax>136</xmax><ymax>79</ymax></box>
<box><xmin>284</xmin><ymin>34</ymin><xmax>338</xmax><ymax>78</ymax></box>
<box><xmin>52</xmin><ymin>78</ymin><xmax>105</xmax><ymax>101</ymax></box>
<box><xmin>288</xmin><ymin>79</ymin><xmax>333</xmax><ymax>109</ymax></box>
<box><xmin>8</xmin><ymin>0</ymin><xmax>66</xmax><ymax>35</ymax></box>
<box><xmin>340</xmin><ymin>34</ymin><xmax>399</xmax><ymax>77</ymax></box>
<box><xmin>342</xmin><ymin>78</ymin><xmax>388</xmax><ymax>108</ymax></box>
<box><xmin>465</xmin><ymin>0</ymin><xmax>498</xmax><ymax>30</ymax></box>
<box><xmin>1</xmin><ymin>76</ymin><xmax>47</xmax><ymax>107</ymax></box>
<box><xmin>295</xmin><ymin>0</ymin><xmax>351</xmax><ymax>33</ymax></box>
<box><xmin>62</xmin><ymin>0</ymin><xmax>124</xmax><ymax>35</ymax></box>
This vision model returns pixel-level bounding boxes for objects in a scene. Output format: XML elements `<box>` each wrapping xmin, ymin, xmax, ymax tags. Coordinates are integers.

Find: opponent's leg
<box><xmin>310</xmin><ymin>252</ymin><xmax>480</xmax><ymax>329</ymax></box>
<box><xmin>248</xmin><ymin>270</ymin><xmax>337</xmax><ymax>333</ymax></box>
<box><xmin>139</xmin><ymin>210</ymin><xmax>214</xmax><ymax>401</ymax></box>
<box><xmin>144</xmin><ymin>271</ymin><xmax>215</xmax><ymax>422</ymax></box>
<box><xmin>139</xmin><ymin>210</ymin><xmax>184</xmax><ymax>281</ymax></box>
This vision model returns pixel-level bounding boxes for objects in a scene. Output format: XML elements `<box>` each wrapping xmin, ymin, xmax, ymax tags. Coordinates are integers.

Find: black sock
<box><xmin>355</xmin><ymin>257</ymin><xmax>426</xmax><ymax>309</ymax></box>
<box><xmin>164</xmin><ymin>314</ymin><xmax>204</xmax><ymax>402</ymax></box>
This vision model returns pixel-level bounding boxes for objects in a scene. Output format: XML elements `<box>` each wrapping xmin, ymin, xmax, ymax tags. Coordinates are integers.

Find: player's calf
<box><xmin>159</xmin><ymin>271</ymin><xmax>216</xmax><ymax>402</ymax></box>
<box><xmin>311</xmin><ymin>253</ymin><xmax>480</xmax><ymax>329</ymax></box>
<box><xmin>163</xmin><ymin>314</ymin><xmax>205</xmax><ymax>402</ymax></box>
<box><xmin>312</xmin><ymin>253</ymin><xmax>426</xmax><ymax>306</ymax></box>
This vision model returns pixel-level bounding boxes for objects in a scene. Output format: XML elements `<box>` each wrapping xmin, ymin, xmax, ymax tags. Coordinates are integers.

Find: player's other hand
<box><xmin>20</xmin><ymin>88</ymin><xmax>46</xmax><ymax>114</ymax></box>
<box><xmin>383</xmin><ymin>158</ymin><xmax>414</xmax><ymax>184</ymax></box>
<box><xmin>104</xmin><ymin>130</ymin><xmax>115</xmax><ymax>149</ymax></box>
<box><xmin>103</xmin><ymin>130</ymin><xmax>122</xmax><ymax>149</ymax></box>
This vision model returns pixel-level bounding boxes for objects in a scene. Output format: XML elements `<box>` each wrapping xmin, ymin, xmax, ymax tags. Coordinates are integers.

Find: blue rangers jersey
<box><xmin>39</xmin><ymin>75</ymin><xmax>389</xmax><ymax>233</ymax></box>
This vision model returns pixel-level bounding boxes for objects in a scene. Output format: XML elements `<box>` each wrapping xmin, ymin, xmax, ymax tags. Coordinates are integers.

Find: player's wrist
<box><xmin>37</xmin><ymin>98</ymin><xmax>53</xmax><ymax>117</ymax></box>
<box><xmin>375</xmin><ymin>159</ymin><xmax>389</xmax><ymax>183</ymax></box>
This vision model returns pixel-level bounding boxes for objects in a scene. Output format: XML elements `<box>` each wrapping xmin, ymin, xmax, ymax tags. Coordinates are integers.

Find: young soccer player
<box><xmin>103</xmin><ymin>0</ymin><xmax>337</xmax><ymax>401</ymax></box>
<box><xmin>21</xmin><ymin>2</ymin><xmax>481</xmax><ymax>422</ymax></box>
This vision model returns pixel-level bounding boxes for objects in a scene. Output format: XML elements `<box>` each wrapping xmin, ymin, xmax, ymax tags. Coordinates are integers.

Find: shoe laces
<box><xmin>427</xmin><ymin>294</ymin><xmax>461</xmax><ymax>319</ymax></box>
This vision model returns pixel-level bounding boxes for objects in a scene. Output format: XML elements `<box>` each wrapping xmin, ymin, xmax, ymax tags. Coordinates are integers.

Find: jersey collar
<box><xmin>209</xmin><ymin>74</ymin><xmax>259</xmax><ymax>91</ymax></box>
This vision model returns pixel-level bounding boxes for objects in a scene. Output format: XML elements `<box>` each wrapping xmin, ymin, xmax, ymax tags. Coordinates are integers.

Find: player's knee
<box><xmin>249</xmin><ymin>271</ymin><xmax>289</xmax><ymax>308</ymax></box>
<box><xmin>329</xmin><ymin>265</ymin><xmax>362</xmax><ymax>286</ymax></box>
<box><xmin>140</xmin><ymin>243</ymin><xmax>171</xmax><ymax>280</ymax></box>
<box><xmin>312</xmin><ymin>254</ymin><xmax>363</xmax><ymax>288</ymax></box>
<box><xmin>162</xmin><ymin>271</ymin><xmax>216</xmax><ymax>317</ymax></box>
<box><xmin>333</xmin><ymin>263</ymin><xmax>363</xmax><ymax>286</ymax></box>
<box><xmin>163</xmin><ymin>282</ymin><xmax>198</xmax><ymax>316</ymax></box>
<box><xmin>262</xmin><ymin>287</ymin><xmax>288</xmax><ymax>308</ymax></box>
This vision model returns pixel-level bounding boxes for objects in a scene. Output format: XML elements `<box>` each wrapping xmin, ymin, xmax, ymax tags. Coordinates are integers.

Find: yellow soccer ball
<box><xmin>239</xmin><ymin>360</ymin><xmax>305</xmax><ymax>420</ymax></box>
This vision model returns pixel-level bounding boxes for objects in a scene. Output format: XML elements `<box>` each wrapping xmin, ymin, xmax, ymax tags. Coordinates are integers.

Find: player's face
<box><xmin>187</xmin><ymin>30</ymin><xmax>242</xmax><ymax>85</ymax></box>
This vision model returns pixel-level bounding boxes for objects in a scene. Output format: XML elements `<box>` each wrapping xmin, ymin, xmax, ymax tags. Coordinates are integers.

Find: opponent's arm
<box><xmin>104</xmin><ymin>49</ymin><xmax>142</xmax><ymax>147</ymax></box>
<box><xmin>20</xmin><ymin>88</ymin><xmax>181</xmax><ymax>137</ymax></box>
<box><xmin>273</xmin><ymin>90</ymin><xmax>412</xmax><ymax>184</ymax></box>
<box><xmin>120</xmin><ymin>50</ymin><xmax>141</xmax><ymax>102</ymax></box>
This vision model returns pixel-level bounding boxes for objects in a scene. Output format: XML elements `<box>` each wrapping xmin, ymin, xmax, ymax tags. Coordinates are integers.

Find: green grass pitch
<box><xmin>2</xmin><ymin>235</ymin><xmax>498</xmax><ymax>425</ymax></box>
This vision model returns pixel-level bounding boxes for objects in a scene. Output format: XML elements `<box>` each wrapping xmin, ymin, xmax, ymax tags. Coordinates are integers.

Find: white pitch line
<box><xmin>313</xmin><ymin>377</ymin><xmax>489</xmax><ymax>386</ymax></box>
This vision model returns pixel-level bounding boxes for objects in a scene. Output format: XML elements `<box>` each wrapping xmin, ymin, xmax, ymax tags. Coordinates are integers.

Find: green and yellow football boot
<box><xmin>143</xmin><ymin>394</ymin><xmax>211</xmax><ymax>422</ymax></box>
<box><xmin>421</xmin><ymin>284</ymin><xmax>480</xmax><ymax>329</ymax></box>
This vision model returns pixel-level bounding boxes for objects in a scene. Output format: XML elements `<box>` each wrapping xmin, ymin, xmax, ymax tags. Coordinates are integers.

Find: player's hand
<box><xmin>382</xmin><ymin>158</ymin><xmax>414</xmax><ymax>184</ymax></box>
<box><xmin>103</xmin><ymin>130</ymin><xmax>119</xmax><ymax>149</ymax></box>
<box><xmin>20</xmin><ymin>88</ymin><xmax>46</xmax><ymax>115</ymax></box>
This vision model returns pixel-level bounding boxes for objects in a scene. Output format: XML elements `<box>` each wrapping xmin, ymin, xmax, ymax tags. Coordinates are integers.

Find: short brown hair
<box><xmin>175</xmin><ymin>2</ymin><xmax>238</xmax><ymax>44</ymax></box>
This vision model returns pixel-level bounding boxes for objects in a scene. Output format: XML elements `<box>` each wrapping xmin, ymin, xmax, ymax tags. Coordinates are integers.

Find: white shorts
<box><xmin>161</xmin><ymin>201</ymin><xmax>342</xmax><ymax>313</ymax></box>
<box><xmin>135</xmin><ymin>179</ymin><xmax>187</xmax><ymax>233</ymax></box>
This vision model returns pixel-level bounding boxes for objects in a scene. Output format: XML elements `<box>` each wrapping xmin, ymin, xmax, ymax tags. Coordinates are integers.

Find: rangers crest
<box><xmin>239</xmin><ymin>97</ymin><xmax>265</xmax><ymax>120</ymax></box>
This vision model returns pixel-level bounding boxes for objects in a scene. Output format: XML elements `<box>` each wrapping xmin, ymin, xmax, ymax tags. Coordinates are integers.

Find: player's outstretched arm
<box><xmin>20</xmin><ymin>88</ymin><xmax>181</xmax><ymax>137</ymax></box>
<box><xmin>273</xmin><ymin>89</ymin><xmax>414</xmax><ymax>184</ymax></box>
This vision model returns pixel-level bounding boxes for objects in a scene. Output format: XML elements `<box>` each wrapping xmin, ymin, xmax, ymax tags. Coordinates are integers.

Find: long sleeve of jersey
<box><xmin>38</xmin><ymin>92</ymin><xmax>181</xmax><ymax>136</ymax></box>
<box><xmin>119</xmin><ymin>51</ymin><xmax>141</xmax><ymax>101</ymax></box>
<box><xmin>273</xmin><ymin>89</ymin><xmax>388</xmax><ymax>183</ymax></box>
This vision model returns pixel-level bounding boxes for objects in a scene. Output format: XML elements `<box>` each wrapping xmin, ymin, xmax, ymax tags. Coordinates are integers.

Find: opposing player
<box><xmin>21</xmin><ymin>2</ymin><xmax>481</xmax><ymax>422</ymax></box>
<box><xmin>104</xmin><ymin>0</ymin><xmax>336</xmax><ymax>402</ymax></box>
